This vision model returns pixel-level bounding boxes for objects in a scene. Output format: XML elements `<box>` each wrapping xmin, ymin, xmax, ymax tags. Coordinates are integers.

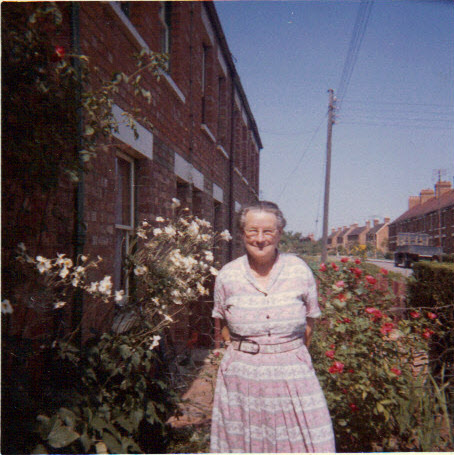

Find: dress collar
<box><xmin>242</xmin><ymin>250</ymin><xmax>284</xmax><ymax>294</ymax></box>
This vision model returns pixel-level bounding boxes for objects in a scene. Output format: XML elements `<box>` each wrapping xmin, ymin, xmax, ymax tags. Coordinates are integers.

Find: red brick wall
<box><xmin>3</xmin><ymin>2</ymin><xmax>261</xmax><ymax>347</ymax></box>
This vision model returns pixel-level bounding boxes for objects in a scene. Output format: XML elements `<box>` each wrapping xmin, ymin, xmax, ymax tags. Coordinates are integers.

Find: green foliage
<box><xmin>33</xmin><ymin>331</ymin><xmax>176</xmax><ymax>454</ymax></box>
<box><xmin>280</xmin><ymin>230</ymin><xmax>321</xmax><ymax>257</ymax></box>
<box><xmin>311</xmin><ymin>258</ymin><xmax>449</xmax><ymax>451</ymax></box>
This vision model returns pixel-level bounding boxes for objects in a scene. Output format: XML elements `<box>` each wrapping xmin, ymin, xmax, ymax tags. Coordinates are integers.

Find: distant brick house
<box><xmin>388</xmin><ymin>181</ymin><xmax>454</xmax><ymax>254</ymax></box>
<box><xmin>2</xmin><ymin>2</ymin><xmax>261</xmax><ymax>347</ymax></box>
<box><xmin>328</xmin><ymin>218</ymin><xmax>390</xmax><ymax>254</ymax></box>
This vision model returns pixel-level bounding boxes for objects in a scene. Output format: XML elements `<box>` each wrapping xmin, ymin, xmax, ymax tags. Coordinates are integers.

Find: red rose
<box><xmin>325</xmin><ymin>350</ymin><xmax>335</xmax><ymax>359</ymax></box>
<box><xmin>349</xmin><ymin>403</ymin><xmax>359</xmax><ymax>412</ymax></box>
<box><xmin>348</xmin><ymin>369</ymin><xmax>354</xmax><ymax>373</ymax></box>
<box><xmin>365</xmin><ymin>307</ymin><xmax>378</xmax><ymax>314</ymax></box>
<box><xmin>355</xmin><ymin>258</ymin><xmax>361</xmax><ymax>265</ymax></box>
<box><xmin>328</xmin><ymin>361</ymin><xmax>344</xmax><ymax>374</ymax></box>
<box><xmin>427</xmin><ymin>312</ymin><xmax>437</xmax><ymax>320</ymax></box>
<box><xmin>352</xmin><ymin>267</ymin><xmax>363</xmax><ymax>277</ymax></box>
<box><xmin>341</xmin><ymin>257</ymin><xmax>349</xmax><ymax>263</ymax></box>
<box><xmin>330</xmin><ymin>344</ymin><xmax>335</xmax><ymax>349</ymax></box>
<box><xmin>380</xmin><ymin>322</ymin><xmax>395</xmax><ymax>335</ymax></box>
<box><xmin>319</xmin><ymin>263</ymin><xmax>327</xmax><ymax>272</ymax></box>
<box><xmin>55</xmin><ymin>45</ymin><xmax>65</xmax><ymax>59</ymax></box>
<box><xmin>337</xmin><ymin>293</ymin><xmax>347</xmax><ymax>302</ymax></box>
<box><xmin>410</xmin><ymin>311</ymin><xmax>420</xmax><ymax>319</ymax></box>
<box><xmin>331</xmin><ymin>262</ymin><xmax>339</xmax><ymax>271</ymax></box>
<box><xmin>380</xmin><ymin>268</ymin><xmax>389</xmax><ymax>275</ymax></box>
<box><xmin>365</xmin><ymin>275</ymin><xmax>377</xmax><ymax>285</ymax></box>
<box><xmin>335</xmin><ymin>280</ymin><xmax>345</xmax><ymax>288</ymax></box>
<box><xmin>390</xmin><ymin>367</ymin><xmax>402</xmax><ymax>376</ymax></box>
<box><xmin>422</xmin><ymin>328</ymin><xmax>434</xmax><ymax>339</ymax></box>
<box><xmin>343</xmin><ymin>317</ymin><xmax>351</xmax><ymax>323</ymax></box>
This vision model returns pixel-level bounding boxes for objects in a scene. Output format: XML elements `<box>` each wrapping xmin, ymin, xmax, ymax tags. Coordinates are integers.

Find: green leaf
<box><xmin>102</xmin><ymin>431</ymin><xmax>123</xmax><ymax>454</ymax></box>
<box><xmin>119</xmin><ymin>344</ymin><xmax>132</xmax><ymax>359</ymax></box>
<box><xmin>47</xmin><ymin>424</ymin><xmax>80</xmax><ymax>449</ymax></box>
<box><xmin>58</xmin><ymin>407</ymin><xmax>77</xmax><ymax>428</ymax></box>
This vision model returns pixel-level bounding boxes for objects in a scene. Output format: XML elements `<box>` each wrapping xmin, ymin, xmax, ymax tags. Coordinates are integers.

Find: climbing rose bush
<box><xmin>311</xmin><ymin>258</ymin><xmax>443</xmax><ymax>452</ymax></box>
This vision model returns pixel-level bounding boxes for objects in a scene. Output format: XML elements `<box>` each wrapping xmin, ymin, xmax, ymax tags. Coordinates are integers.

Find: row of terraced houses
<box><xmin>327</xmin><ymin>180</ymin><xmax>454</xmax><ymax>256</ymax></box>
<box><xmin>3</xmin><ymin>2</ymin><xmax>261</xmax><ymax>348</ymax></box>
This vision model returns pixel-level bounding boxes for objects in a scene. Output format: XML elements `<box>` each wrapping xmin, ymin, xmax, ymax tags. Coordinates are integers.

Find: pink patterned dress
<box><xmin>210</xmin><ymin>252</ymin><xmax>335</xmax><ymax>453</ymax></box>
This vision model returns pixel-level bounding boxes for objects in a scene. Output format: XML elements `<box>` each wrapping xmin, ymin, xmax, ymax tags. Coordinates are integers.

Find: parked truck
<box><xmin>394</xmin><ymin>233</ymin><xmax>443</xmax><ymax>268</ymax></box>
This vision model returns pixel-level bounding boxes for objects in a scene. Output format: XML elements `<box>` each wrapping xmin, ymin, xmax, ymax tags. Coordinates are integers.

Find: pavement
<box><xmin>167</xmin><ymin>349</ymin><xmax>220</xmax><ymax>429</ymax></box>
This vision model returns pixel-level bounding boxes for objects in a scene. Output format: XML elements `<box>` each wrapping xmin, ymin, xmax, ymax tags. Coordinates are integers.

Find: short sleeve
<box><xmin>303</xmin><ymin>263</ymin><xmax>321</xmax><ymax>318</ymax></box>
<box><xmin>212</xmin><ymin>273</ymin><xmax>226</xmax><ymax>319</ymax></box>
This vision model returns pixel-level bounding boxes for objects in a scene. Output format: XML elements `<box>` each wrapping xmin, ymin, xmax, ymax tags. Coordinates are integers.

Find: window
<box><xmin>217</xmin><ymin>76</ymin><xmax>226</xmax><ymax>141</ymax></box>
<box><xmin>201</xmin><ymin>45</ymin><xmax>209</xmax><ymax>124</ymax></box>
<box><xmin>120</xmin><ymin>2</ymin><xmax>130</xmax><ymax>18</ymax></box>
<box><xmin>160</xmin><ymin>1</ymin><xmax>172</xmax><ymax>70</ymax></box>
<box><xmin>114</xmin><ymin>153</ymin><xmax>135</xmax><ymax>295</ymax></box>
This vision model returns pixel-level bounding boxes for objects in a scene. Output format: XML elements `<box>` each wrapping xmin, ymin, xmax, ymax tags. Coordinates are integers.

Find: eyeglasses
<box><xmin>244</xmin><ymin>229</ymin><xmax>278</xmax><ymax>239</ymax></box>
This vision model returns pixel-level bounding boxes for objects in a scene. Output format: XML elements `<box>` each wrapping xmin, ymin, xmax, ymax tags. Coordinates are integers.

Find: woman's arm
<box><xmin>220</xmin><ymin>319</ymin><xmax>231</xmax><ymax>345</ymax></box>
<box><xmin>305</xmin><ymin>317</ymin><xmax>316</xmax><ymax>347</ymax></box>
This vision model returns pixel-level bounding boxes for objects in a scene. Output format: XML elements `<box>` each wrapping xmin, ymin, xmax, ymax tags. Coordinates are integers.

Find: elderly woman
<box><xmin>210</xmin><ymin>201</ymin><xmax>335</xmax><ymax>453</ymax></box>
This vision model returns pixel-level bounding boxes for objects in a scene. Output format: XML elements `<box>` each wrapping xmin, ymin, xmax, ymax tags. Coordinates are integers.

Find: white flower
<box><xmin>134</xmin><ymin>265</ymin><xmax>148</xmax><ymax>276</ymax></box>
<box><xmin>137</xmin><ymin>228</ymin><xmax>147</xmax><ymax>239</ymax></box>
<box><xmin>204</xmin><ymin>250</ymin><xmax>214</xmax><ymax>262</ymax></box>
<box><xmin>75</xmin><ymin>266</ymin><xmax>85</xmax><ymax>274</ymax></box>
<box><xmin>163</xmin><ymin>314</ymin><xmax>174</xmax><ymax>322</ymax></box>
<box><xmin>197</xmin><ymin>282</ymin><xmax>209</xmax><ymax>296</ymax></box>
<box><xmin>114</xmin><ymin>290</ymin><xmax>125</xmax><ymax>303</ymax></box>
<box><xmin>87</xmin><ymin>281</ymin><xmax>99</xmax><ymax>293</ymax></box>
<box><xmin>164</xmin><ymin>225</ymin><xmax>177</xmax><ymax>237</ymax></box>
<box><xmin>200</xmin><ymin>233</ymin><xmax>211</xmax><ymax>241</ymax></box>
<box><xmin>149</xmin><ymin>335</ymin><xmax>161</xmax><ymax>350</ymax></box>
<box><xmin>142</xmin><ymin>220</ymin><xmax>150</xmax><ymax>227</ymax></box>
<box><xmin>53</xmin><ymin>301</ymin><xmax>66</xmax><ymax>309</ymax></box>
<box><xmin>210</xmin><ymin>266</ymin><xmax>218</xmax><ymax>276</ymax></box>
<box><xmin>71</xmin><ymin>277</ymin><xmax>80</xmax><ymax>287</ymax></box>
<box><xmin>179</xmin><ymin>218</ymin><xmax>189</xmax><ymax>227</ymax></box>
<box><xmin>155</xmin><ymin>216</ymin><xmax>165</xmax><ymax>223</ymax></box>
<box><xmin>55</xmin><ymin>253</ymin><xmax>67</xmax><ymax>266</ymax></box>
<box><xmin>98</xmin><ymin>276</ymin><xmax>113</xmax><ymax>295</ymax></box>
<box><xmin>80</xmin><ymin>255</ymin><xmax>88</xmax><ymax>262</ymax></box>
<box><xmin>171</xmin><ymin>198</ymin><xmax>181</xmax><ymax>209</ymax></box>
<box><xmin>17</xmin><ymin>242</ymin><xmax>26</xmax><ymax>251</ymax></box>
<box><xmin>63</xmin><ymin>258</ymin><xmax>74</xmax><ymax>268</ymax></box>
<box><xmin>153</xmin><ymin>228</ymin><xmax>163</xmax><ymax>236</ymax></box>
<box><xmin>188</xmin><ymin>221</ymin><xmax>200</xmax><ymax>237</ymax></box>
<box><xmin>2</xmin><ymin>299</ymin><xmax>13</xmax><ymax>314</ymax></box>
<box><xmin>59</xmin><ymin>267</ymin><xmax>70</xmax><ymax>279</ymax></box>
<box><xmin>220</xmin><ymin>230</ymin><xmax>232</xmax><ymax>241</ymax></box>
<box><xmin>36</xmin><ymin>256</ymin><xmax>52</xmax><ymax>274</ymax></box>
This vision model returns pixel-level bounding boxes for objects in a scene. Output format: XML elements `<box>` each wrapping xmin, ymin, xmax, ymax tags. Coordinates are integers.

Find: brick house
<box><xmin>388</xmin><ymin>181</ymin><xmax>454</xmax><ymax>254</ymax></box>
<box><xmin>328</xmin><ymin>218</ymin><xmax>390</xmax><ymax>254</ymax></box>
<box><xmin>2</xmin><ymin>2</ymin><xmax>261</xmax><ymax>347</ymax></box>
<box><xmin>365</xmin><ymin>218</ymin><xmax>391</xmax><ymax>253</ymax></box>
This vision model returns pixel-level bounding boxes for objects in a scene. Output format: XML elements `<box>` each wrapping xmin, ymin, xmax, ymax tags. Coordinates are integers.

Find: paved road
<box><xmin>367</xmin><ymin>259</ymin><xmax>413</xmax><ymax>278</ymax></box>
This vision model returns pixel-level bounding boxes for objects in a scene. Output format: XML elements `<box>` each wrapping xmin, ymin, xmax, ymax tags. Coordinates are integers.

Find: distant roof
<box><xmin>390</xmin><ymin>190</ymin><xmax>454</xmax><ymax>225</ymax></box>
<box><xmin>367</xmin><ymin>223</ymin><xmax>385</xmax><ymax>235</ymax></box>
<box><xmin>348</xmin><ymin>226</ymin><xmax>368</xmax><ymax>236</ymax></box>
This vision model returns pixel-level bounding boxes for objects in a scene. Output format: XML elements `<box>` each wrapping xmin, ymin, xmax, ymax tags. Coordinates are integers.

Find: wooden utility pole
<box><xmin>321</xmin><ymin>89</ymin><xmax>335</xmax><ymax>263</ymax></box>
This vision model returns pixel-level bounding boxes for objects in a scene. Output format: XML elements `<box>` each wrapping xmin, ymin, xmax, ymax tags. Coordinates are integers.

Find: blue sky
<box><xmin>214</xmin><ymin>0</ymin><xmax>454</xmax><ymax>236</ymax></box>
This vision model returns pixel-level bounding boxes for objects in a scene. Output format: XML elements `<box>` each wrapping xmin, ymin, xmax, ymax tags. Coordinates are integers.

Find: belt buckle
<box><xmin>238</xmin><ymin>339</ymin><xmax>260</xmax><ymax>355</ymax></box>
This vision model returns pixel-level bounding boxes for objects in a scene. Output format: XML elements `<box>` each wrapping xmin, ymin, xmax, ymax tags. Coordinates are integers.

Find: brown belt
<box><xmin>230</xmin><ymin>337</ymin><xmax>304</xmax><ymax>355</ymax></box>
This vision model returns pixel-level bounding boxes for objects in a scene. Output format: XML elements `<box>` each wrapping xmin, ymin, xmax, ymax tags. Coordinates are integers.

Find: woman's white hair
<box><xmin>238</xmin><ymin>201</ymin><xmax>287</xmax><ymax>232</ymax></box>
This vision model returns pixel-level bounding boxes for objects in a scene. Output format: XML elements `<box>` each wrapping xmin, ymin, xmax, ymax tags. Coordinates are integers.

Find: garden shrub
<box><xmin>311</xmin><ymin>258</ymin><xmax>449</xmax><ymax>452</ymax></box>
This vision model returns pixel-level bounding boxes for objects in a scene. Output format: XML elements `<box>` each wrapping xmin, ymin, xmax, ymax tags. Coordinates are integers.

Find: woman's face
<box><xmin>242</xmin><ymin>210</ymin><xmax>282</xmax><ymax>264</ymax></box>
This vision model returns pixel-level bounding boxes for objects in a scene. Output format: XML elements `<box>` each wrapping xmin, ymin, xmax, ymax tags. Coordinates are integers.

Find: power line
<box><xmin>336</xmin><ymin>0</ymin><xmax>374</xmax><ymax>111</ymax></box>
<box><xmin>276</xmin><ymin>114</ymin><xmax>327</xmax><ymax>202</ymax></box>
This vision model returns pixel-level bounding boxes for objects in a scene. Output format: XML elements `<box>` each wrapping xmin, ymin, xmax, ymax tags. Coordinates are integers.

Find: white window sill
<box><xmin>201</xmin><ymin>123</ymin><xmax>216</xmax><ymax>143</ymax></box>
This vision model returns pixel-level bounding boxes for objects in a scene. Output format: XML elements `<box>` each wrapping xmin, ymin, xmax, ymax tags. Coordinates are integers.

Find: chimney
<box><xmin>366</xmin><ymin>220</ymin><xmax>371</xmax><ymax>229</ymax></box>
<box><xmin>384</xmin><ymin>217</ymin><xmax>390</xmax><ymax>224</ymax></box>
<box><xmin>435</xmin><ymin>180</ymin><xmax>452</xmax><ymax>198</ymax></box>
<box><xmin>408</xmin><ymin>196</ymin><xmax>420</xmax><ymax>210</ymax></box>
<box><xmin>331</xmin><ymin>228</ymin><xmax>336</xmax><ymax>234</ymax></box>
<box><xmin>420</xmin><ymin>188</ymin><xmax>435</xmax><ymax>205</ymax></box>
<box><xmin>373</xmin><ymin>218</ymin><xmax>379</xmax><ymax>227</ymax></box>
